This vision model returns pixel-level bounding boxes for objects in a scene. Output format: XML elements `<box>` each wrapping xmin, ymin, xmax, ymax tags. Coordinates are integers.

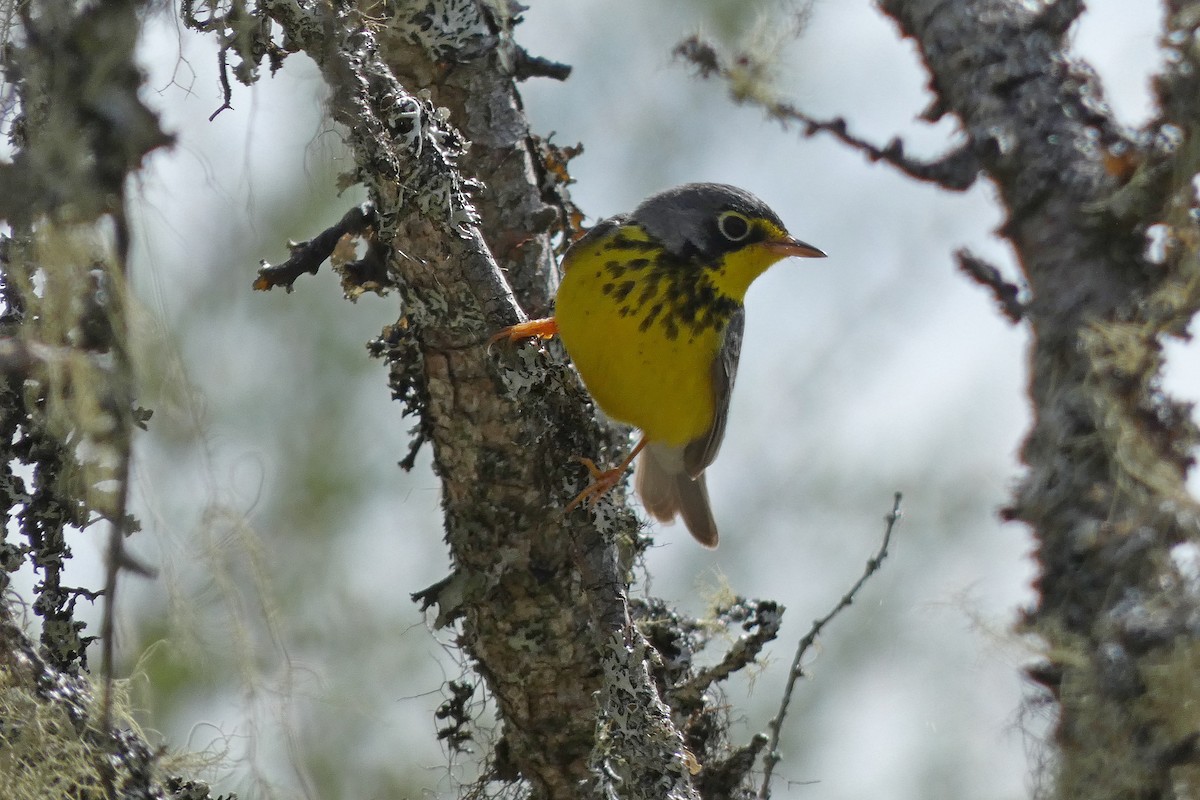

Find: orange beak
<box><xmin>763</xmin><ymin>236</ymin><xmax>826</xmax><ymax>259</ymax></box>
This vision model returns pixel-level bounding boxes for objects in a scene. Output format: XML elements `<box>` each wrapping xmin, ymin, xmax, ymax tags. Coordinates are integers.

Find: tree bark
<box><xmin>245</xmin><ymin>3</ymin><xmax>747</xmax><ymax>798</ymax></box>
<box><xmin>6</xmin><ymin>0</ymin><xmax>1196</xmax><ymax>798</ymax></box>
<box><xmin>876</xmin><ymin>1</ymin><xmax>1200</xmax><ymax>796</ymax></box>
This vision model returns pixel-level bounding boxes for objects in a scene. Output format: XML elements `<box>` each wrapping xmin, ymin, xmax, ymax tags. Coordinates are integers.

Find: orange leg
<box><xmin>488</xmin><ymin>317</ymin><xmax>559</xmax><ymax>347</ymax></box>
<box><xmin>565</xmin><ymin>436</ymin><xmax>647</xmax><ymax>513</ymax></box>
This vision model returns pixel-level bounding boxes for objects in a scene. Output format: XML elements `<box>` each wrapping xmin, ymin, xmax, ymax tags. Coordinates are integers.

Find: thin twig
<box><xmin>757</xmin><ymin>492</ymin><xmax>903</xmax><ymax>800</ymax></box>
<box><xmin>673</xmin><ymin>36</ymin><xmax>979</xmax><ymax>191</ymax></box>
<box><xmin>772</xmin><ymin>104</ymin><xmax>980</xmax><ymax>190</ymax></box>
<box><xmin>208</xmin><ymin>45</ymin><xmax>234</xmax><ymax>121</ymax></box>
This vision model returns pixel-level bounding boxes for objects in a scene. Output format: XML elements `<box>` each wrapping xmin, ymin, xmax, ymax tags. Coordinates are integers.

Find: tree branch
<box><xmin>0</xmin><ymin>0</ymin><xmax>218</xmax><ymax>796</ymax></box>
<box><xmin>673</xmin><ymin>36</ymin><xmax>980</xmax><ymax>191</ymax></box>
<box><xmin>955</xmin><ymin>247</ymin><xmax>1027</xmax><ymax>323</ymax></box>
<box><xmin>870</xmin><ymin>3</ymin><xmax>1200</xmax><ymax>798</ymax></box>
<box><xmin>253</xmin><ymin>202</ymin><xmax>385</xmax><ymax>295</ymax></box>
<box><xmin>758</xmin><ymin>493</ymin><xmax>903</xmax><ymax>799</ymax></box>
<box><xmin>204</xmin><ymin>2</ymin><xmax>721</xmax><ymax>797</ymax></box>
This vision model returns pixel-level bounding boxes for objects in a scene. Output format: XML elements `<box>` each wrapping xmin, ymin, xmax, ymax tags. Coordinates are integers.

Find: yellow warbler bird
<box><xmin>497</xmin><ymin>183</ymin><xmax>825</xmax><ymax>547</ymax></box>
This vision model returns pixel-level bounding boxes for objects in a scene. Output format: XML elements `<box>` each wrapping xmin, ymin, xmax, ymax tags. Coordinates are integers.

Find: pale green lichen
<box><xmin>591</xmin><ymin>633</ymin><xmax>697</xmax><ymax>800</ymax></box>
<box><xmin>390</xmin><ymin>0</ymin><xmax>493</xmax><ymax>59</ymax></box>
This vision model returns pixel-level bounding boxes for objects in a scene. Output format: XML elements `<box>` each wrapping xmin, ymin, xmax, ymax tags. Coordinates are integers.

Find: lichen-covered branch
<box><xmin>866</xmin><ymin>2</ymin><xmax>1200</xmax><ymax>798</ymax></box>
<box><xmin>0</xmin><ymin>0</ymin><xmax>218</xmax><ymax>797</ymax></box>
<box><xmin>186</xmin><ymin>1</ymin><xmax>792</xmax><ymax>798</ymax></box>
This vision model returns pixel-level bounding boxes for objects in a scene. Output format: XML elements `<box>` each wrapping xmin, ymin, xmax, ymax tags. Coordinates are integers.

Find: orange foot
<box><xmin>488</xmin><ymin>317</ymin><xmax>559</xmax><ymax>347</ymax></box>
<box><xmin>564</xmin><ymin>457</ymin><xmax>626</xmax><ymax>512</ymax></box>
<box><xmin>563</xmin><ymin>437</ymin><xmax>648</xmax><ymax>513</ymax></box>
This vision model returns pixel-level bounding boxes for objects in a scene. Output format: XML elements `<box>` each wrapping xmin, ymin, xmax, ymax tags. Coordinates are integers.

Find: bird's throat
<box><xmin>707</xmin><ymin>245</ymin><xmax>791</xmax><ymax>302</ymax></box>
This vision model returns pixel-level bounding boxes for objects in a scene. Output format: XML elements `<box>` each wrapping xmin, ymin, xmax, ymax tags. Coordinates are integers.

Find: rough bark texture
<box><xmin>11</xmin><ymin>0</ymin><xmax>1195</xmax><ymax>798</ymax></box>
<box><xmin>0</xmin><ymin>0</ymin><xmax>785</xmax><ymax>796</ymax></box>
<box><xmin>240</xmin><ymin>3</ymin><xmax>768</xmax><ymax>799</ymax></box>
<box><xmin>875</xmin><ymin>1</ymin><xmax>1200</xmax><ymax>797</ymax></box>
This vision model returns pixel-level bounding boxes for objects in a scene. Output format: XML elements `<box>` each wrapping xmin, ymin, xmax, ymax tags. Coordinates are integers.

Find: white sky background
<box><xmin>62</xmin><ymin>1</ymin><xmax>1193</xmax><ymax>798</ymax></box>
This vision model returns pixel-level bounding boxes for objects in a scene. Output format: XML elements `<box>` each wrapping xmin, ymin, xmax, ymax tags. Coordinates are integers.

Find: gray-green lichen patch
<box><xmin>392</xmin><ymin>0</ymin><xmax>495</xmax><ymax>60</ymax></box>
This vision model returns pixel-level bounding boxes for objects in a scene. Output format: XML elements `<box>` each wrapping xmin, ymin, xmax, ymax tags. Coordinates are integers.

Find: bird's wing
<box><xmin>683</xmin><ymin>308</ymin><xmax>744</xmax><ymax>478</ymax></box>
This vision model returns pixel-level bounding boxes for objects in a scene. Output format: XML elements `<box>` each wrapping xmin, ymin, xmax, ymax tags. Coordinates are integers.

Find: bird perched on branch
<box><xmin>495</xmin><ymin>183</ymin><xmax>825</xmax><ymax>547</ymax></box>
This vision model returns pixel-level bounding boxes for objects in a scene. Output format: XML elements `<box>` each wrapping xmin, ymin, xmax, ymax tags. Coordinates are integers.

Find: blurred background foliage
<box><xmin>8</xmin><ymin>1</ymin><xmax>1191</xmax><ymax>798</ymax></box>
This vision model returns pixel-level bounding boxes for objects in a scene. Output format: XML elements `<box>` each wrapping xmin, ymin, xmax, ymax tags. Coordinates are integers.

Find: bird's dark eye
<box><xmin>717</xmin><ymin>211</ymin><xmax>751</xmax><ymax>242</ymax></box>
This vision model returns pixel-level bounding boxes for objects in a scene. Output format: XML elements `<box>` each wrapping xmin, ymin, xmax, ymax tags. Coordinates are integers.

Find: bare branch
<box><xmin>673</xmin><ymin>36</ymin><xmax>980</xmax><ymax>191</ymax></box>
<box><xmin>254</xmin><ymin>202</ymin><xmax>385</xmax><ymax>294</ymax></box>
<box><xmin>758</xmin><ymin>493</ymin><xmax>903</xmax><ymax>799</ymax></box>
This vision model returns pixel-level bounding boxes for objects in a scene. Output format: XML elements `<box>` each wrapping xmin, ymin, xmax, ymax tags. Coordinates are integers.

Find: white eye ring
<box><xmin>717</xmin><ymin>211</ymin><xmax>752</xmax><ymax>242</ymax></box>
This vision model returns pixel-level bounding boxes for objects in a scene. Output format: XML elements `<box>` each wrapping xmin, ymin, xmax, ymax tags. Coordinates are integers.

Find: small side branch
<box><xmin>673</xmin><ymin>36</ymin><xmax>979</xmax><ymax>191</ymax></box>
<box><xmin>775</xmin><ymin>106</ymin><xmax>979</xmax><ymax>191</ymax></box>
<box><xmin>672</xmin><ymin>600</ymin><xmax>784</xmax><ymax>708</ymax></box>
<box><xmin>758</xmin><ymin>492</ymin><xmax>904</xmax><ymax>800</ymax></box>
<box><xmin>956</xmin><ymin>248</ymin><xmax>1027</xmax><ymax>324</ymax></box>
<box><xmin>208</xmin><ymin>45</ymin><xmax>234</xmax><ymax>121</ymax></box>
<box><xmin>254</xmin><ymin>202</ymin><xmax>379</xmax><ymax>292</ymax></box>
<box><xmin>512</xmin><ymin>46</ymin><xmax>572</xmax><ymax>81</ymax></box>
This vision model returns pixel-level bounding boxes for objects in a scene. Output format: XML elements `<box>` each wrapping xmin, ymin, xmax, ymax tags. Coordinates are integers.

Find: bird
<box><xmin>494</xmin><ymin>183</ymin><xmax>825</xmax><ymax>547</ymax></box>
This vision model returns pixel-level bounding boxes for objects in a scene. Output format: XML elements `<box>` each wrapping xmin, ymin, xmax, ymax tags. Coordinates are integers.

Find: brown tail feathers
<box><xmin>635</xmin><ymin>443</ymin><xmax>719</xmax><ymax>548</ymax></box>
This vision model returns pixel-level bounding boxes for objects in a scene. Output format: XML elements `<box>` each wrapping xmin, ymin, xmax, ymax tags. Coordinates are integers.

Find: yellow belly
<box><xmin>554</xmin><ymin>241</ymin><xmax>719</xmax><ymax>447</ymax></box>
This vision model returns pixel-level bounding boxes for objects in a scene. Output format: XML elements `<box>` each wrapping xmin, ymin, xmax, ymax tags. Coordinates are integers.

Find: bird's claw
<box><xmin>564</xmin><ymin>456</ymin><xmax>623</xmax><ymax>512</ymax></box>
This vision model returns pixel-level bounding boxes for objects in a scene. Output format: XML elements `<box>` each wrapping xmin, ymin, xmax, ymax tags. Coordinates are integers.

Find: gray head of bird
<box><xmin>631</xmin><ymin>182</ymin><xmax>826</xmax><ymax>264</ymax></box>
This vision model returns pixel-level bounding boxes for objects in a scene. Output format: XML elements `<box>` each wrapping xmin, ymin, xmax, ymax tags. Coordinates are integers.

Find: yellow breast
<box><xmin>554</xmin><ymin>229</ymin><xmax>726</xmax><ymax>447</ymax></box>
